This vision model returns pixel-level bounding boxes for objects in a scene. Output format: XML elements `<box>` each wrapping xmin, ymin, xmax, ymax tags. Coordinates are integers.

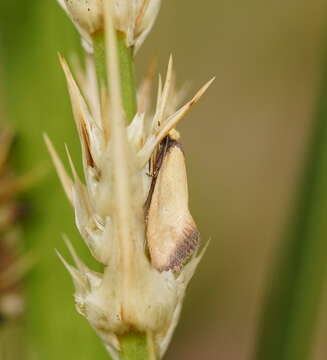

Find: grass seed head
<box><xmin>49</xmin><ymin>1</ymin><xmax>214</xmax><ymax>357</ymax></box>
<box><xmin>47</xmin><ymin>50</ymin><xmax>213</xmax><ymax>357</ymax></box>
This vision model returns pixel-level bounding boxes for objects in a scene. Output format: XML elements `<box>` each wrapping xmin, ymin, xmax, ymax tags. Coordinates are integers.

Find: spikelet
<box><xmin>58</xmin><ymin>0</ymin><xmax>161</xmax><ymax>52</ymax></box>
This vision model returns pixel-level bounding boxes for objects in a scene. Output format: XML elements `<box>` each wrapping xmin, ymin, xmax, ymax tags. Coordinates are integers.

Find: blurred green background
<box><xmin>1</xmin><ymin>0</ymin><xmax>327</xmax><ymax>359</ymax></box>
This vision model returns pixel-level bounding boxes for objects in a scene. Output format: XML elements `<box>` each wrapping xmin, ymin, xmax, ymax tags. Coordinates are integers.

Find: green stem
<box><xmin>254</xmin><ymin>37</ymin><xmax>327</xmax><ymax>360</ymax></box>
<box><xmin>93</xmin><ymin>31</ymin><xmax>107</xmax><ymax>88</ymax></box>
<box><xmin>93</xmin><ymin>31</ymin><xmax>137</xmax><ymax>123</ymax></box>
<box><xmin>120</xmin><ymin>333</ymin><xmax>156</xmax><ymax>360</ymax></box>
<box><xmin>116</xmin><ymin>32</ymin><xmax>138</xmax><ymax>123</ymax></box>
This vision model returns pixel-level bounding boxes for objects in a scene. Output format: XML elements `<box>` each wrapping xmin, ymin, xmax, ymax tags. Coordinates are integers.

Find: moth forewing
<box><xmin>146</xmin><ymin>137</ymin><xmax>200</xmax><ymax>272</ymax></box>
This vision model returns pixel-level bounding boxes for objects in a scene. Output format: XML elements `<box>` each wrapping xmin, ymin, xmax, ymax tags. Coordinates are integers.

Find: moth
<box><xmin>145</xmin><ymin>135</ymin><xmax>200</xmax><ymax>272</ymax></box>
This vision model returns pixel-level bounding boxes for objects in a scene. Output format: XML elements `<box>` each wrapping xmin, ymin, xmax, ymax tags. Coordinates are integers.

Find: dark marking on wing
<box><xmin>160</xmin><ymin>225</ymin><xmax>200</xmax><ymax>272</ymax></box>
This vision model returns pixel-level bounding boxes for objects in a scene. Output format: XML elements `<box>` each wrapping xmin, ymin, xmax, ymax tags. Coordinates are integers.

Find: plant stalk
<box><xmin>93</xmin><ymin>31</ymin><xmax>137</xmax><ymax>123</ymax></box>
<box><xmin>120</xmin><ymin>333</ymin><xmax>156</xmax><ymax>360</ymax></box>
<box><xmin>93</xmin><ymin>28</ymin><xmax>154</xmax><ymax>360</ymax></box>
<box><xmin>254</xmin><ymin>36</ymin><xmax>327</xmax><ymax>360</ymax></box>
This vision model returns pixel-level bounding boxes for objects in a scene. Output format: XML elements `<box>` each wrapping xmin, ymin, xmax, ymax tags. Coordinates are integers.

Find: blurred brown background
<box><xmin>1</xmin><ymin>0</ymin><xmax>327</xmax><ymax>359</ymax></box>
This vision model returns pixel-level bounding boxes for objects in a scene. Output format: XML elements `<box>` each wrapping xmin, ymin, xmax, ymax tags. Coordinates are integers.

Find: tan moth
<box><xmin>146</xmin><ymin>135</ymin><xmax>200</xmax><ymax>272</ymax></box>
